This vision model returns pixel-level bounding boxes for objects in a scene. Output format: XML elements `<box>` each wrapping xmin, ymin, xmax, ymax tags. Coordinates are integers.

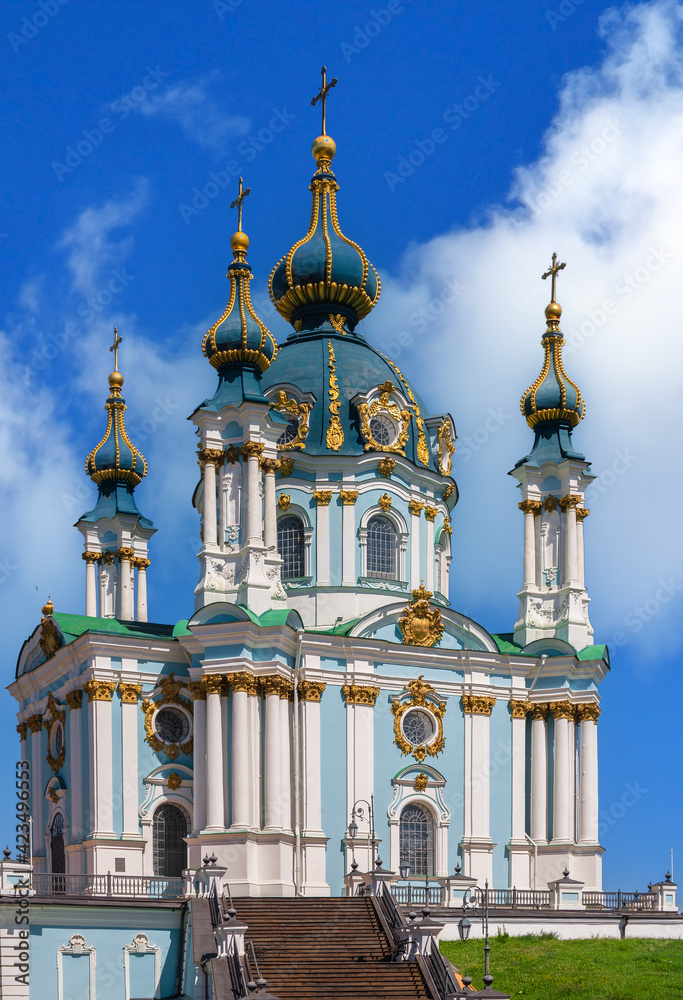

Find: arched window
<box><xmin>278</xmin><ymin>515</ymin><xmax>305</xmax><ymax>579</ymax></box>
<box><xmin>152</xmin><ymin>804</ymin><xmax>189</xmax><ymax>878</ymax></box>
<box><xmin>367</xmin><ymin>516</ymin><xmax>397</xmax><ymax>579</ymax></box>
<box><xmin>51</xmin><ymin>812</ymin><xmax>65</xmax><ymax>875</ymax></box>
<box><xmin>399</xmin><ymin>803</ymin><xmax>434</xmax><ymax>877</ymax></box>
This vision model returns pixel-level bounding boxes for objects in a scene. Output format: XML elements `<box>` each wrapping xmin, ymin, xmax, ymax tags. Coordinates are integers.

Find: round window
<box><xmin>277</xmin><ymin>417</ymin><xmax>299</xmax><ymax>447</ymax></box>
<box><xmin>369</xmin><ymin>415</ymin><xmax>396</xmax><ymax>448</ymax></box>
<box><xmin>154</xmin><ymin>707</ymin><xmax>190</xmax><ymax>745</ymax></box>
<box><xmin>402</xmin><ymin>709</ymin><xmax>436</xmax><ymax>747</ymax></box>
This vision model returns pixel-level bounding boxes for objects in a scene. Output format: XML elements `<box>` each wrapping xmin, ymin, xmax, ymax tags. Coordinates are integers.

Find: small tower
<box><xmin>510</xmin><ymin>255</ymin><xmax>594</xmax><ymax>650</ymax></box>
<box><xmin>192</xmin><ymin>179</ymin><xmax>283</xmax><ymax>614</ymax></box>
<box><xmin>76</xmin><ymin>330</ymin><xmax>155</xmax><ymax>620</ymax></box>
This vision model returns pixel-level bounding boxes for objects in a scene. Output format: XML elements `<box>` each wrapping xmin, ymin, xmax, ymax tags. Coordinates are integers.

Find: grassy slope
<box><xmin>440</xmin><ymin>934</ymin><xmax>683</xmax><ymax>999</ymax></box>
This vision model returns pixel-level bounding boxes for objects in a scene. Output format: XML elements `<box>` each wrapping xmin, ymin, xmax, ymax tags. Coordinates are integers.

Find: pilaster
<box><xmin>118</xmin><ymin>682</ymin><xmax>142</xmax><ymax>840</ymax></box>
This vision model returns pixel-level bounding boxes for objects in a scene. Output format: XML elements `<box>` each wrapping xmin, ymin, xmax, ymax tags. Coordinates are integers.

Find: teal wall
<box><xmin>489</xmin><ymin>701</ymin><xmax>513</xmax><ymax>887</ymax></box>
<box><xmin>320</xmin><ymin>684</ymin><xmax>347</xmax><ymax>895</ymax></box>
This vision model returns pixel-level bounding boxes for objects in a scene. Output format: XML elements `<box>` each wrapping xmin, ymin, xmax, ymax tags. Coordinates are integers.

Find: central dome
<box><xmin>268</xmin><ymin>135</ymin><xmax>380</xmax><ymax>332</ymax></box>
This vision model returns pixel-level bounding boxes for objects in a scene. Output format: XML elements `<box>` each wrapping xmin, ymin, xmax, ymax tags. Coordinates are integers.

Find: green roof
<box><xmin>491</xmin><ymin>633</ymin><xmax>523</xmax><ymax>654</ymax></box>
<box><xmin>306</xmin><ymin>617</ymin><xmax>362</xmax><ymax>636</ymax></box>
<box><xmin>577</xmin><ymin>644</ymin><xmax>609</xmax><ymax>663</ymax></box>
<box><xmin>53</xmin><ymin>613</ymin><xmax>175</xmax><ymax>642</ymax></box>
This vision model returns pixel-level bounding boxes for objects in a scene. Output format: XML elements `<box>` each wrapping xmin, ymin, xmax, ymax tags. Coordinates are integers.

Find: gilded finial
<box><xmin>541</xmin><ymin>253</ymin><xmax>566</xmax><ymax>331</ymax></box>
<box><xmin>41</xmin><ymin>596</ymin><xmax>54</xmax><ymax>618</ymax></box>
<box><xmin>108</xmin><ymin>327</ymin><xmax>124</xmax><ymax>391</ymax></box>
<box><xmin>229</xmin><ymin>177</ymin><xmax>251</xmax><ymax>259</ymax></box>
<box><xmin>311</xmin><ymin>66</ymin><xmax>337</xmax><ymax>165</ymax></box>
<box><xmin>311</xmin><ymin>65</ymin><xmax>337</xmax><ymax>137</ymax></box>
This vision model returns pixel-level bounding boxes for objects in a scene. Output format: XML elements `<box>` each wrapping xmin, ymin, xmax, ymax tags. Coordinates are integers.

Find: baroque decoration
<box><xmin>391</xmin><ymin>675</ymin><xmax>446</xmax><ymax>762</ymax></box>
<box><xmin>357</xmin><ymin>381</ymin><xmax>411</xmax><ymax>455</ymax></box>
<box><xmin>271</xmin><ymin>389</ymin><xmax>312</xmax><ymax>451</ymax></box>
<box><xmin>342</xmin><ymin>684</ymin><xmax>380</xmax><ymax>706</ymax></box>
<box><xmin>381</xmin><ymin>355</ymin><xmax>430</xmax><ymax>466</ymax></box>
<box><xmin>378</xmin><ymin>457</ymin><xmax>396</xmax><ymax>477</ymax></box>
<box><xmin>437</xmin><ymin>420</ymin><xmax>456</xmax><ymax>475</ymax></box>
<box><xmin>140</xmin><ymin>673</ymin><xmax>194</xmax><ymax>761</ymax></box>
<box><xmin>39</xmin><ymin>598</ymin><xmax>63</xmax><ymax>660</ymax></box>
<box><xmin>413</xmin><ymin>772</ymin><xmax>429</xmax><ymax>792</ymax></box>
<box><xmin>43</xmin><ymin>692</ymin><xmax>66</xmax><ymax>774</ymax></box>
<box><xmin>326</xmin><ymin>340</ymin><xmax>344</xmax><ymax>451</ymax></box>
<box><xmin>398</xmin><ymin>585</ymin><xmax>444</xmax><ymax>647</ymax></box>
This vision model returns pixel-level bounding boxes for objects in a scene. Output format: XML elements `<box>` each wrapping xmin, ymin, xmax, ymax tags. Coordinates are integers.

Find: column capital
<box><xmin>198</xmin><ymin>447</ymin><xmax>224</xmax><ymax>466</ymax></box>
<box><xmin>228</xmin><ymin>672</ymin><xmax>260</xmax><ymax>696</ymax></box>
<box><xmin>16</xmin><ymin>722</ymin><xmax>28</xmax><ymax>740</ymax></box>
<box><xmin>559</xmin><ymin>493</ymin><xmax>582</xmax><ymax>511</ymax></box>
<box><xmin>204</xmin><ymin>674</ymin><xmax>225</xmax><ymax>696</ymax></box>
<box><xmin>65</xmin><ymin>690</ymin><xmax>83</xmax><ymax>711</ymax></box>
<box><xmin>280</xmin><ymin>679</ymin><xmax>295</xmax><ymax>700</ymax></box>
<box><xmin>188</xmin><ymin>679</ymin><xmax>207</xmax><ymax>700</ymax></box>
<box><xmin>509</xmin><ymin>698</ymin><xmax>531</xmax><ymax>718</ymax></box>
<box><xmin>298</xmin><ymin>680</ymin><xmax>326</xmax><ymax>702</ymax></box>
<box><xmin>576</xmin><ymin>507</ymin><xmax>590</xmax><ymax>521</ymax></box>
<box><xmin>82</xmin><ymin>550</ymin><xmax>101</xmax><ymax>563</ymax></box>
<box><xmin>549</xmin><ymin>700</ymin><xmax>575</xmax><ymax>720</ymax></box>
<box><xmin>408</xmin><ymin>499</ymin><xmax>425</xmax><ymax>516</ymax></box>
<box><xmin>261</xmin><ymin>675</ymin><xmax>286</xmax><ymax>697</ymax></box>
<box><xmin>424</xmin><ymin>505</ymin><xmax>438</xmax><ymax>522</ymax></box>
<box><xmin>115</xmin><ymin>546</ymin><xmax>136</xmax><ymax>562</ymax></box>
<box><xmin>576</xmin><ymin>702</ymin><xmax>600</xmax><ymax>723</ymax></box>
<box><xmin>118</xmin><ymin>682</ymin><xmax>142</xmax><ymax>704</ymax></box>
<box><xmin>261</xmin><ymin>457</ymin><xmax>279</xmax><ymax>474</ymax></box>
<box><xmin>461</xmin><ymin>695</ymin><xmax>496</xmax><ymax>715</ymax></box>
<box><xmin>518</xmin><ymin>499</ymin><xmax>543</xmax><ymax>515</ymax></box>
<box><xmin>342</xmin><ymin>683</ymin><xmax>380</xmax><ymax>706</ymax></box>
<box><xmin>339</xmin><ymin>489</ymin><xmax>359</xmax><ymax>505</ymax></box>
<box><xmin>241</xmin><ymin>441</ymin><xmax>265</xmax><ymax>459</ymax></box>
<box><xmin>313</xmin><ymin>490</ymin><xmax>333</xmax><ymax>506</ymax></box>
<box><xmin>131</xmin><ymin>557</ymin><xmax>151</xmax><ymax>570</ymax></box>
<box><xmin>83</xmin><ymin>680</ymin><xmax>117</xmax><ymax>702</ymax></box>
<box><xmin>26</xmin><ymin>714</ymin><xmax>44</xmax><ymax>734</ymax></box>
<box><xmin>529</xmin><ymin>702</ymin><xmax>550</xmax><ymax>720</ymax></box>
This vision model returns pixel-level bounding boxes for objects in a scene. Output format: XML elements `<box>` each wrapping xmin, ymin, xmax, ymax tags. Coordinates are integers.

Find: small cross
<box><xmin>311</xmin><ymin>65</ymin><xmax>337</xmax><ymax>136</ymax></box>
<box><xmin>542</xmin><ymin>253</ymin><xmax>566</xmax><ymax>303</ymax></box>
<box><xmin>230</xmin><ymin>177</ymin><xmax>251</xmax><ymax>232</ymax></box>
<box><xmin>109</xmin><ymin>326</ymin><xmax>122</xmax><ymax>371</ymax></box>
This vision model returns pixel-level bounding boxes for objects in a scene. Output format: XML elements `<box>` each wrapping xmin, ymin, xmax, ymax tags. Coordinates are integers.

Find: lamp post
<box><xmin>348</xmin><ymin>796</ymin><xmax>376</xmax><ymax>869</ymax></box>
<box><xmin>459</xmin><ymin>881</ymin><xmax>501</xmax><ymax>994</ymax></box>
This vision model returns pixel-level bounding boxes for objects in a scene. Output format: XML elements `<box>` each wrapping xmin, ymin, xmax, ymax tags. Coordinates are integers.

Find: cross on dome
<box><xmin>311</xmin><ymin>65</ymin><xmax>337</xmax><ymax>136</ymax></box>
<box><xmin>230</xmin><ymin>177</ymin><xmax>251</xmax><ymax>233</ymax></box>
<box><xmin>542</xmin><ymin>252</ymin><xmax>566</xmax><ymax>304</ymax></box>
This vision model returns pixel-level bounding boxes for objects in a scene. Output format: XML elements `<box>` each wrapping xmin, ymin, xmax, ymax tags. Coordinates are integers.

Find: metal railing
<box><xmin>487</xmin><ymin>888</ymin><xmax>551</xmax><ymax>909</ymax></box>
<box><xmin>393</xmin><ymin>883</ymin><xmax>445</xmax><ymax>907</ymax></box>
<box><xmin>425</xmin><ymin>935</ymin><xmax>460</xmax><ymax>998</ymax></box>
<box><xmin>583</xmin><ymin>891</ymin><xmax>656</xmax><ymax>911</ymax></box>
<box><xmin>32</xmin><ymin>872</ymin><xmax>184</xmax><ymax>899</ymax></box>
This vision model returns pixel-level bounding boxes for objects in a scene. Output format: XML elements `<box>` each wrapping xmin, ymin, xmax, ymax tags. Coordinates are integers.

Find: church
<box><xmin>5</xmin><ymin>72</ymin><xmax>614</xmax><ymax>997</ymax></box>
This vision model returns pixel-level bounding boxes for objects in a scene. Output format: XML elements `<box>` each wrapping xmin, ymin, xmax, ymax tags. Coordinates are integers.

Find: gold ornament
<box><xmin>44</xmin><ymin>693</ymin><xmax>66</xmax><ymax>774</ymax></box>
<box><xmin>437</xmin><ymin>420</ymin><xmax>455</xmax><ymax>475</ymax></box>
<box><xmin>26</xmin><ymin>714</ymin><xmax>43</xmax><ymax>735</ymax></box>
<box><xmin>509</xmin><ymin>699</ymin><xmax>531</xmax><ymax>718</ymax></box>
<box><xmin>378</xmin><ymin>457</ymin><xmax>396</xmax><ymax>477</ymax></box>
<box><xmin>461</xmin><ymin>695</ymin><xmax>496</xmax><ymax>716</ymax></box>
<box><xmin>391</xmin><ymin>676</ymin><xmax>446</xmax><ymax>762</ymax></box>
<box><xmin>518</xmin><ymin>500</ymin><xmax>543</xmax><ymax>515</ymax></box>
<box><xmin>529</xmin><ymin>702</ymin><xmax>550</xmax><ymax>721</ymax></box>
<box><xmin>224</xmin><ymin>445</ymin><xmax>241</xmax><ymax>464</ymax></box>
<box><xmin>140</xmin><ymin>673</ymin><xmax>194</xmax><ymax>760</ymax></box>
<box><xmin>549</xmin><ymin>700</ymin><xmax>575</xmax><ymax>721</ymax></box>
<box><xmin>118</xmin><ymin>682</ymin><xmax>142</xmax><ymax>704</ymax></box>
<box><xmin>544</xmin><ymin>495</ymin><xmax>558</xmax><ymax>513</ymax></box>
<box><xmin>576</xmin><ymin>507</ymin><xmax>590</xmax><ymax>521</ymax></box>
<box><xmin>39</xmin><ymin>609</ymin><xmax>63</xmax><ymax>661</ymax></box>
<box><xmin>326</xmin><ymin>340</ymin><xmax>344</xmax><ymax>451</ymax></box>
<box><xmin>357</xmin><ymin>382</ymin><xmax>411</xmax><ymax>456</ymax></box>
<box><xmin>167</xmin><ymin>772</ymin><xmax>182</xmax><ymax>791</ymax></box>
<box><xmin>241</xmin><ymin>441</ymin><xmax>265</xmax><ymax>459</ymax></box>
<box><xmin>65</xmin><ymin>690</ymin><xmax>83</xmax><ymax>710</ymax></box>
<box><xmin>83</xmin><ymin>680</ymin><xmax>116</xmax><ymax>702</ymax></box>
<box><xmin>271</xmin><ymin>390</ymin><xmax>312</xmax><ymax>451</ymax></box>
<box><xmin>381</xmin><ymin>355</ymin><xmax>430</xmax><ymax>466</ymax></box>
<box><xmin>414</xmin><ymin>773</ymin><xmax>429</xmax><ymax>792</ymax></box>
<box><xmin>339</xmin><ymin>490</ymin><xmax>359</xmax><ymax>505</ymax></box>
<box><xmin>442</xmin><ymin>515</ymin><xmax>453</xmax><ymax>536</ymax></box>
<box><xmin>408</xmin><ymin>499</ymin><xmax>425</xmax><ymax>516</ymax></box>
<box><xmin>576</xmin><ymin>703</ymin><xmax>600</xmax><ymax>723</ymax></box>
<box><xmin>559</xmin><ymin>494</ymin><xmax>582</xmax><ymax>511</ymax></box>
<box><xmin>313</xmin><ymin>490</ymin><xmax>333</xmax><ymax>506</ymax></box>
<box><xmin>16</xmin><ymin>722</ymin><xmax>28</xmax><ymax>741</ymax></box>
<box><xmin>329</xmin><ymin>313</ymin><xmax>346</xmax><ymax>334</ymax></box>
<box><xmin>278</xmin><ymin>458</ymin><xmax>294</xmax><ymax>477</ymax></box>
<box><xmin>424</xmin><ymin>506</ymin><xmax>438</xmax><ymax>522</ymax></box>
<box><xmin>443</xmin><ymin>484</ymin><xmax>455</xmax><ymax>501</ymax></box>
<box><xmin>297</xmin><ymin>680</ymin><xmax>326</xmax><ymax>702</ymax></box>
<box><xmin>398</xmin><ymin>585</ymin><xmax>444</xmax><ymax>647</ymax></box>
<box><xmin>378</xmin><ymin>493</ymin><xmax>392</xmax><ymax>512</ymax></box>
<box><xmin>278</xmin><ymin>494</ymin><xmax>291</xmax><ymax>511</ymax></box>
<box><xmin>342</xmin><ymin>684</ymin><xmax>380</xmax><ymax>706</ymax></box>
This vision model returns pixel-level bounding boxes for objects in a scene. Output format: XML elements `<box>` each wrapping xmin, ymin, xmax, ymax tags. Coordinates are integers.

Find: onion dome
<box><xmin>203</xmin><ymin>187</ymin><xmax>277</xmax><ymax>373</ymax></box>
<box><xmin>85</xmin><ymin>333</ymin><xmax>147</xmax><ymax>488</ymax></box>
<box><xmin>268</xmin><ymin>133</ymin><xmax>381</xmax><ymax>333</ymax></box>
<box><xmin>521</xmin><ymin>256</ymin><xmax>584</xmax><ymax>429</ymax></box>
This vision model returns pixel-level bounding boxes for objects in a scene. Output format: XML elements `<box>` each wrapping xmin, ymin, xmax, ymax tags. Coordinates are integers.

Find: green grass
<box><xmin>440</xmin><ymin>933</ymin><xmax>683</xmax><ymax>999</ymax></box>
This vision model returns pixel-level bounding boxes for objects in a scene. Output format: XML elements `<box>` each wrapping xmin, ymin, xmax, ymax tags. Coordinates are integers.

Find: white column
<box><xmin>100</xmin><ymin>555</ymin><xmax>117</xmax><ymax>618</ymax></box>
<box><xmin>315</xmin><ymin>497</ymin><xmax>330</xmax><ymax>586</ymax></box>
<box><xmin>135</xmin><ymin>559</ymin><xmax>149</xmax><ymax>622</ymax></box>
<box><xmin>117</xmin><ymin>548</ymin><xmax>134</xmax><ymax>620</ymax></box>
<box><xmin>576</xmin><ymin>511</ymin><xmax>587</xmax><ymax>589</ymax></box>
<box><xmin>120</xmin><ymin>687</ymin><xmax>141</xmax><ymax>840</ymax></box>
<box><xmin>470</xmin><ymin>711</ymin><xmax>490</xmax><ymax>841</ymax></box>
<box><xmin>221</xmin><ymin>691</ymin><xmax>230</xmax><ymax>829</ymax></box>
<box><xmin>191</xmin><ymin>690</ymin><xmax>207</xmax><ymax>835</ymax></box>
<box><xmin>341</xmin><ymin>493</ymin><xmax>357</xmax><ymax>586</ymax></box>
<box><xmin>28</xmin><ymin>717</ymin><xmax>44</xmax><ymax>854</ymax></box>
<box><xmin>84</xmin><ymin>683</ymin><xmax>115</xmax><ymax>837</ymax></box>
<box><xmin>279</xmin><ymin>692</ymin><xmax>292</xmax><ymax>832</ymax></box>
<box><xmin>409</xmin><ymin>507</ymin><xmax>421</xmax><ymax>590</ymax></box>
<box><xmin>520</xmin><ymin>501</ymin><xmax>540</xmax><ymax>588</ymax></box>
<box><xmin>530</xmin><ymin>705</ymin><xmax>548</xmax><ymax>843</ymax></box>
<box><xmin>204</xmin><ymin>678</ymin><xmax>224</xmax><ymax>832</ymax></box>
<box><xmin>202</xmin><ymin>452</ymin><xmax>220</xmax><ymax>547</ymax></box>
<box><xmin>263</xmin><ymin>679</ymin><xmax>282</xmax><ymax>830</ymax></box>
<box><xmin>510</xmin><ymin>705</ymin><xmax>527</xmax><ymax>842</ymax></box>
<box><xmin>249</xmin><ymin>691</ymin><xmax>261</xmax><ymax>827</ymax></box>
<box><xmin>562</xmin><ymin>496</ymin><xmax>579</xmax><ymax>586</ymax></box>
<box><xmin>344</xmin><ymin>686</ymin><xmax>377</xmax><ymax>871</ymax></box>
<box><xmin>231</xmin><ymin>684</ymin><xmax>251</xmax><ymax>828</ymax></box>
<box><xmin>579</xmin><ymin>706</ymin><xmax>600</xmax><ymax>843</ymax></box>
<box><xmin>425</xmin><ymin>512</ymin><xmax>435</xmax><ymax>591</ymax></box>
<box><xmin>263</xmin><ymin>461</ymin><xmax>278</xmax><ymax>551</ymax></box>
<box><xmin>300</xmin><ymin>685</ymin><xmax>325</xmax><ymax>835</ymax></box>
<box><xmin>244</xmin><ymin>446</ymin><xmax>263</xmax><ymax>546</ymax></box>
<box><xmin>218</xmin><ymin>462</ymin><xmax>226</xmax><ymax>550</ymax></box>
<box><xmin>551</xmin><ymin>703</ymin><xmax>573</xmax><ymax>842</ymax></box>
<box><xmin>84</xmin><ymin>553</ymin><xmax>98</xmax><ymax>616</ymax></box>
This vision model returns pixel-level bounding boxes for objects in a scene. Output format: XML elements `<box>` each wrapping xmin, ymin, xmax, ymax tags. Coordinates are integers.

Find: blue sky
<box><xmin>3</xmin><ymin>0</ymin><xmax>683</xmax><ymax>891</ymax></box>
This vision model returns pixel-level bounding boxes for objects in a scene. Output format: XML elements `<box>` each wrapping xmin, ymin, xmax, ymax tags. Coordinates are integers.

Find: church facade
<box><xmin>10</xmin><ymin>110</ymin><xmax>607</xmax><ymax>910</ymax></box>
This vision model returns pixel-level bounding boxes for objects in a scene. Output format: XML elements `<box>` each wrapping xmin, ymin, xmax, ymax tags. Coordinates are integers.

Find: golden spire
<box><xmin>311</xmin><ymin>65</ymin><xmax>337</xmax><ymax>136</ymax></box>
<box><xmin>541</xmin><ymin>253</ymin><xmax>566</xmax><ymax>332</ymax></box>
<box><xmin>230</xmin><ymin>176</ymin><xmax>250</xmax><ymax>234</ymax></box>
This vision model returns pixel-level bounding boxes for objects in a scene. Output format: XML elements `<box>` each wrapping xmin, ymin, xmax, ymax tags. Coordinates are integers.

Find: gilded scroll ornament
<box><xmin>278</xmin><ymin>494</ymin><xmax>291</xmax><ymax>511</ymax></box>
<box><xmin>443</xmin><ymin>484</ymin><xmax>455</xmax><ymax>501</ymax></box>
<box><xmin>437</xmin><ymin>421</ymin><xmax>455</xmax><ymax>475</ymax></box>
<box><xmin>391</xmin><ymin>675</ymin><xmax>446</xmax><ymax>762</ymax></box>
<box><xmin>83</xmin><ymin>680</ymin><xmax>117</xmax><ymax>702</ymax></box>
<box><xmin>443</xmin><ymin>515</ymin><xmax>453</xmax><ymax>536</ymax></box>
<box><xmin>278</xmin><ymin>458</ymin><xmax>294</xmax><ymax>477</ymax></box>
<box><xmin>357</xmin><ymin>384</ymin><xmax>411</xmax><ymax>456</ymax></box>
<box><xmin>509</xmin><ymin>699</ymin><xmax>531</xmax><ymax>718</ymax></box>
<box><xmin>271</xmin><ymin>390</ymin><xmax>312</xmax><ymax>451</ymax></box>
<box><xmin>381</xmin><ymin>355</ymin><xmax>430</xmax><ymax>466</ymax></box>
<box><xmin>413</xmin><ymin>773</ymin><xmax>429</xmax><ymax>792</ymax></box>
<box><xmin>313</xmin><ymin>490</ymin><xmax>333</xmax><ymax>506</ymax></box>
<box><xmin>44</xmin><ymin>693</ymin><xmax>66</xmax><ymax>774</ymax></box>
<box><xmin>339</xmin><ymin>490</ymin><xmax>359</xmax><ymax>505</ymax></box>
<box><xmin>424</xmin><ymin>506</ymin><xmax>438</xmax><ymax>522</ymax></box>
<box><xmin>544</xmin><ymin>496</ymin><xmax>558</xmax><ymax>513</ymax></box>
<box><xmin>408</xmin><ymin>499</ymin><xmax>425</xmax><ymax>516</ymax></box>
<box><xmin>118</xmin><ymin>682</ymin><xmax>142</xmax><ymax>704</ymax></box>
<box><xmin>65</xmin><ymin>690</ymin><xmax>83</xmax><ymax>710</ymax></box>
<box><xmin>298</xmin><ymin>680</ymin><xmax>326</xmax><ymax>702</ymax></box>
<box><xmin>398</xmin><ymin>585</ymin><xmax>444</xmax><ymax>647</ymax></box>
<box><xmin>378</xmin><ymin>493</ymin><xmax>392</xmax><ymax>512</ymax></box>
<box><xmin>378</xmin><ymin>458</ymin><xmax>396</xmax><ymax>477</ymax></box>
<box><xmin>326</xmin><ymin>340</ymin><xmax>344</xmax><ymax>451</ymax></box>
<box><xmin>166</xmin><ymin>772</ymin><xmax>183</xmax><ymax>791</ymax></box>
<box><xmin>39</xmin><ymin>613</ymin><xmax>63</xmax><ymax>661</ymax></box>
<box><xmin>16</xmin><ymin>722</ymin><xmax>28</xmax><ymax>741</ymax></box>
<box><xmin>140</xmin><ymin>672</ymin><xmax>194</xmax><ymax>760</ymax></box>
<box><xmin>461</xmin><ymin>695</ymin><xmax>497</xmax><ymax>716</ymax></box>
<box><xmin>342</xmin><ymin>684</ymin><xmax>380</xmax><ymax>706</ymax></box>
<box><xmin>26</xmin><ymin>714</ymin><xmax>43</xmax><ymax>735</ymax></box>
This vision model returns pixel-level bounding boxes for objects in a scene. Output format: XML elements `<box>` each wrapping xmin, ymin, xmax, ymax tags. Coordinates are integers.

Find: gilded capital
<box><xmin>204</xmin><ymin>674</ymin><xmax>225</xmax><ymax>696</ymax></box>
<box><xmin>241</xmin><ymin>441</ymin><xmax>265</xmax><ymax>459</ymax></box>
<box><xmin>313</xmin><ymin>490</ymin><xmax>333</xmax><ymax>506</ymax></box>
<box><xmin>576</xmin><ymin>507</ymin><xmax>590</xmax><ymax>521</ymax></box>
<box><xmin>16</xmin><ymin>722</ymin><xmax>28</xmax><ymax>740</ymax></box>
<box><xmin>461</xmin><ymin>695</ymin><xmax>496</xmax><ymax>716</ymax></box>
<box><xmin>82</xmin><ymin>550</ymin><xmax>100</xmax><ymax>564</ymax></box>
<box><xmin>27</xmin><ymin>714</ymin><xmax>44</xmax><ymax>734</ymax></box>
<box><xmin>339</xmin><ymin>490</ymin><xmax>359</xmax><ymax>505</ymax></box>
<box><xmin>509</xmin><ymin>698</ymin><xmax>531</xmax><ymax>718</ymax></box>
<box><xmin>559</xmin><ymin>494</ymin><xmax>582</xmax><ymax>511</ymax></box>
<box><xmin>188</xmin><ymin>680</ymin><xmax>207</xmax><ymax>701</ymax></box>
<box><xmin>132</xmin><ymin>557</ymin><xmax>151</xmax><ymax>570</ymax></box>
<box><xmin>576</xmin><ymin>702</ymin><xmax>600</xmax><ymax>723</ymax></box>
<box><xmin>549</xmin><ymin>700</ymin><xmax>576</xmax><ymax>721</ymax></box>
<box><xmin>342</xmin><ymin>684</ymin><xmax>380</xmax><ymax>706</ymax></box>
<box><xmin>102</xmin><ymin>550</ymin><xmax>116</xmax><ymax>565</ymax></box>
<box><xmin>230</xmin><ymin>672</ymin><xmax>260</xmax><ymax>696</ymax></box>
<box><xmin>116</xmin><ymin>546</ymin><xmax>136</xmax><ymax>562</ymax></box>
<box><xmin>261</xmin><ymin>675</ymin><xmax>286</xmax><ymax>697</ymax></box>
<box><xmin>279</xmin><ymin>679</ymin><xmax>295</xmax><ymax>700</ymax></box>
<box><xmin>378</xmin><ymin>458</ymin><xmax>396</xmax><ymax>478</ymax></box>
<box><xmin>83</xmin><ymin>680</ymin><xmax>117</xmax><ymax>702</ymax></box>
<box><xmin>261</xmin><ymin>457</ymin><xmax>279</xmax><ymax>474</ymax></box>
<box><xmin>424</xmin><ymin>505</ymin><xmax>438</xmax><ymax>522</ymax></box>
<box><xmin>529</xmin><ymin>702</ymin><xmax>550</xmax><ymax>721</ymax></box>
<box><xmin>298</xmin><ymin>680</ymin><xmax>326</xmax><ymax>702</ymax></box>
<box><xmin>518</xmin><ymin>500</ymin><xmax>543</xmax><ymax>516</ymax></box>
<box><xmin>199</xmin><ymin>447</ymin><xmax>224</xmax><ymax>467</ymax></box>
<box><xmin>118</xmin><ymin>682</ymin><xmax>142</xmax><ymax>704</ymax></box>
<box><xmin>65</xmin><ymin>690</ymin><xmax>83</xmax><ymax>711</ymax></box>
<box><xmin>409</xmin><ymin>499</ymin><xmax>425</xmax><ymax>516</ymax></box>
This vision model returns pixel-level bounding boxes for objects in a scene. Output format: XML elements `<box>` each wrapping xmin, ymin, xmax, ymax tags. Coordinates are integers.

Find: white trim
<box><xmin>57</xmin><ymin>934</ymin><xmax>96</xmax><ymax>1000</ymax></box>
<box><xmin>389</xmin><ymin>793</ymin><xmax>450</xmax><ymax>878</ymax></box>
<box><xmin>123</xmin><ymin>933</ymin><xmax>161</xmax><ymax>1000</ymax></box>
<box><xmin>359</xmin><ymin>504</ymin><xmax>409</xmax><ymax>583</ymax></box>
<box><xmin>277</xmin><ymin>506</ymin><xmax>312</xmax><ymax>579</ymax></box>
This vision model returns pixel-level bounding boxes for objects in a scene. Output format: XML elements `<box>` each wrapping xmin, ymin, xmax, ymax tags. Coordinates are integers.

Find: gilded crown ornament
<box><xmin>203</xmin><ymin>178</ymin><xmax>277</xmax><ymax>373</ymax></box>
<box><xmin>398</xmin><ymin>585</ymin><xmax>444</xmax><ymax>647</ymax></box>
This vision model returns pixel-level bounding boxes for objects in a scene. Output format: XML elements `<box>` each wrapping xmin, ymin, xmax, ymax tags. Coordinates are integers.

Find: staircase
<box><xmin>233</xmin><ymin>896</ymin><xmax>433</xmax><ymax>999</ymax></box>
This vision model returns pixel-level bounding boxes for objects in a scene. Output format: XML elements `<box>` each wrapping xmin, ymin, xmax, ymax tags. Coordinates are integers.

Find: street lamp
<box><xmin>348</xmin><ymin>796</ymin><xmax>376</xmax><ymax>868</ymax></box>
<box><xmin>459</xmin><ymin>881</ymin><xmax>506</xmax><ymax>995</ymax></box>
<box><xmin>399</xmin><ymin>858</ymin><xmax>410</xmax><ymax>880</ymax></box>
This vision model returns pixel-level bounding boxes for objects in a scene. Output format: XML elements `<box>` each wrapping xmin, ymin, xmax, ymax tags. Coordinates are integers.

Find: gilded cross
<box><xmin>542</xmin><ymin>253</ymin><xmax>566</xmax><ymax>303</ymax></box>
<box><xmin>230</xmin><ymin>177</ymin><xmax>251</xmax><ymax>232</ymax></box>
<box><xmin>109</xmin><ymin>326</ymin><xmax>122</xmax><ymax>371</ymax></box>
<box><xmin>311</xmin><ymin>65</ymin><xmax>337</xmax><ymax>135</ymax></box>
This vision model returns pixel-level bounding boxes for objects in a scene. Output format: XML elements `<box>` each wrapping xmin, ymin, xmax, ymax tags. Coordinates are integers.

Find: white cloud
<box><xmin>56</xmin><ymin>179</ymin><xmax>148</xmax><ymax>296</ymax></box>
<box><xmin>138</xmin><ymin>71</ymin><xmax>250</xmax><ymax>151</ymax></box>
